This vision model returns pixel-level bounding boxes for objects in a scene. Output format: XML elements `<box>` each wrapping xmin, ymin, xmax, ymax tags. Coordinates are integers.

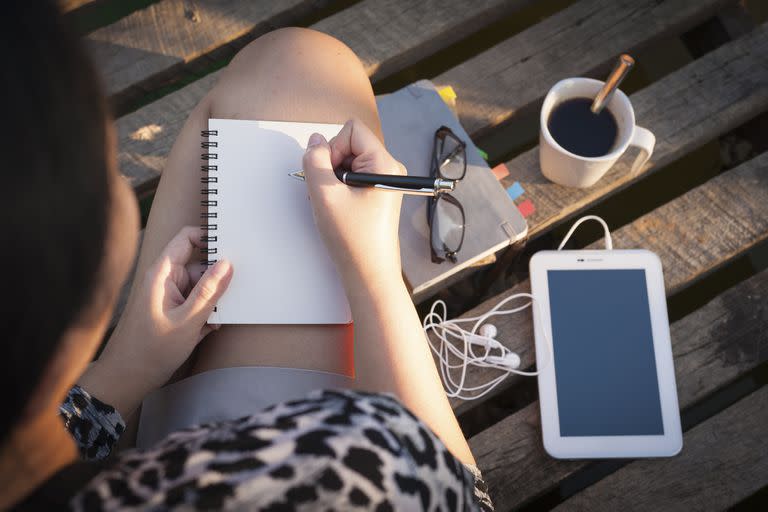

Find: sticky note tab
<box><xmin>492</xmin><ymin>163</ymin><xmax>510</xmax><ymax>180</ymax></box>
<box><xmin>517</xmin><ymin>198</ymin><xmax>536</xmax><ymax>218</ymax></box>
<box><xmin>477</xmin><ymin>148</ymin><xmax>489</xmax><ymax>160</ymax></box>
<box><xmin>438</xmin><ymin>85</ymin><xmax>457</xmax><ymax>104</ymax></box>
<box><xmin>506</xmin><ymin>181</ymin><xmax>525</xmax><ymax>201</ymax></box>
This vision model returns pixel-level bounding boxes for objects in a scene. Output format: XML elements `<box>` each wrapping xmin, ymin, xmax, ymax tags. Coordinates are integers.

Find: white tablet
<box><xmin>529</xmin><ymin>250</ymin><xmax>682</xmax><ymax>459</ymax></box>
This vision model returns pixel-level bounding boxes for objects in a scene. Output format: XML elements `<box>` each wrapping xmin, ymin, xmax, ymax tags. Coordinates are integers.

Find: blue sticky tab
<box><xmin>506</xmin><ymin>181</ymin><xmax>525</xmax><ymax>201</ymax></box>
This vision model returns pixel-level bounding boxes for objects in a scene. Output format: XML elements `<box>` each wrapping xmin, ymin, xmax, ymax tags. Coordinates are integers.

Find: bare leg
<box><xmin>129</xmin><ymin>28</ymin><xmax>381</xmax><ymax>377</ymax></box>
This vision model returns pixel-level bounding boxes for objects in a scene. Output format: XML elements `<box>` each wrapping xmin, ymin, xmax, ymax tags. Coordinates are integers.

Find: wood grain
<box><xmin>113</xmin><ymin>22</ymin><xmax>768</xmax><ymax>320</ymax></box>
<box><xmin>502</xmin><ymin>20</ymin><xmax>768</xmax><ymax>242</ymax></box>
<box><xmin>93</xmin><ymin>0</ymin><xmax>536</xmax><ymax>113</ymax></box>
<box><xmin>114</xmin><ymin>0</ymin><xmax>737</xmax><ymax>193</ymax></box>
<box><xmin>87</xmin><ymin>0</ymin><xmax>331</xmax><ymax>107</ymax></box>
<box><xmin>60</xmin><ymin>0</ymin><xmax>101</xmax><ymax>13</ymax></box>
<box><xmin>311</xmin><ymin>0</ymin><xmax>535</xmax><ymax>83</ymax></box>
<box><xmin>113</xmin><ymin>0</ymin><xmax>537</xmax><ymax>191</ymax></box>
<box><xmin>553</xmin><ymin>385</ymin><xmax>768</xmax><ymax>511</ymax></box>
<box><xmin>466</xmin><ymin>152</ymin><xmax>768</xmax><ymax>509</ymax></box>
<box><xmin>444</xmin><ymin>25</ymin><xmax>768</xmax><ymax>414</ymax></box>
<box><xmin>435</xmin><ymin>0</ymin><xmax>730</xmax><ymax>138</ymax></box>
<box><xmin>117</xmin><ymin>73</ymin><xmax>219</xmax><ymax>194</ymax></box>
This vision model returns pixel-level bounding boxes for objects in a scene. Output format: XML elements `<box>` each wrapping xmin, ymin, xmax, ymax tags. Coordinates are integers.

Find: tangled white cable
<box><xmin>423</xmin><ymin>215</ymin><xmax>613</xmax><ymax>401</ymax></box>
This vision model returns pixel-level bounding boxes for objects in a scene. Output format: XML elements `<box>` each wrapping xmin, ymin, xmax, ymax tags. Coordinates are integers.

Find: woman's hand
<box><xmin>80</xmin><ymin>226</ymin><xmax>233</xmax><ymax>416</ymax></box>
<box><xmin>302</xmin><ymin>119</ymin><xmax>405</xmax><ymax>288</ymax></box>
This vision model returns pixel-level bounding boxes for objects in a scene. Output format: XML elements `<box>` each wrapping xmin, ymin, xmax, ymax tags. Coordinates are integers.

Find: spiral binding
<box><xmin>201</xmin><ymin>130</ymin><xmax>219</xmax><ymax>270</ymax></box>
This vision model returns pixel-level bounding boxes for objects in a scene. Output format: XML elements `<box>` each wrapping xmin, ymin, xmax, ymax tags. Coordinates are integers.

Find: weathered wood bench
<box><xmin>67</xmin><ymin>0</ymin><xmax>768</xmax><ymax>508</ymax></box>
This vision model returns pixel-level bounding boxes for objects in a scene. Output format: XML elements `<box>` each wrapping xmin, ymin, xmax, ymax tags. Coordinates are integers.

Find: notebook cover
<box><xmin>376</xmin><ymin>80</ymin><xmax>528</xmax><ymax>296</ymax></box>
<box><xmin>205</xmin><ymin>119</ymin><xmax>351</xmax><ymax>324</ymax></box>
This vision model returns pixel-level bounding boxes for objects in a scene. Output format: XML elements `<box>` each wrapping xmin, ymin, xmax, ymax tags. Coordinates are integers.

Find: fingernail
<box><xmin>307</xmin><ymin>133</ymin><xmax>324</xmax><ymax>149</ymax></box>
<box><xmin>213</xmin><ymin>259</ymin><xmax>231</xmax><ymax>277</ymax></box>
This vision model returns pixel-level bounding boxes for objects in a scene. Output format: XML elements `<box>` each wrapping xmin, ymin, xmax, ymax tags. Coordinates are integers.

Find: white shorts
<box><xmin>137</xmin><ymin>366</ymin><xmax>353</xmax><ymax>449</ymax></box>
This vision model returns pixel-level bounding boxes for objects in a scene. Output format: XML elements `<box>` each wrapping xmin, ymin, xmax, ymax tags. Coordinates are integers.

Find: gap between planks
<box><xmin>466</xmin><ymin>151</ymin><xmax>768</xmax><ymax>510</ymax></box>
<box><xmin>440</xmin><ymin>23</ymin><xmax>768</xmax><ymax>415</ymax></box>
<box><xmin>115</xmin><ymin>0</ymin><xmax>732</xmax><ymax>193</ymax></box>
<box><xmin>108</xmin><ymin>21</ymin><xmax>768</xmax><ymax>330</ymax></box>
<box><xmin>91</xmin><ymin>0</ymin><xmax>535</xmax><ymax>115</ymax></box>
<box><xmin>437</xmin><ymin>0</ymin><xmax>732</xmax><ymax>139</ymax></box>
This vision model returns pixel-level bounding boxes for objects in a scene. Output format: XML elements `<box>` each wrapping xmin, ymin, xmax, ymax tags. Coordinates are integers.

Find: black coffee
<box><xmin>547</xmin><ymin>97</ymin><xmax>618</xmax><ymax>157</ymax></box>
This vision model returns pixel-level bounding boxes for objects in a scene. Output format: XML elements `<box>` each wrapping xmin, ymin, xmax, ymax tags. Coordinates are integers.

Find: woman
<box><xmin>1</xmin><ymin>1</ymin><xmax>492</xmax><ymax>510</ymax></box>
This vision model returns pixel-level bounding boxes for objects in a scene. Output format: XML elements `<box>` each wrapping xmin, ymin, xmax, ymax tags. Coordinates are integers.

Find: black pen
<box><xmin>288</xmin><ymin>170</ymin><xmax>455</xmax><ymax>196</ymax></box>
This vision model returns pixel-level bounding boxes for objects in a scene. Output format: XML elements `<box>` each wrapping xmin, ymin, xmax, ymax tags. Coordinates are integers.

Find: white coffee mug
<box><xmin>539</xmin><ymin>77</ymin><xmax>655</xmax><ymax>188</ymax></box>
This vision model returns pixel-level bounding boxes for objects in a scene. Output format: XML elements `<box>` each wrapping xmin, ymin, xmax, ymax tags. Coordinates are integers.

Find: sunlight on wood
<box><xmin>130</xmin><ymin>123</ymin><xmax>163</xmax><ymax>141</ymax></box>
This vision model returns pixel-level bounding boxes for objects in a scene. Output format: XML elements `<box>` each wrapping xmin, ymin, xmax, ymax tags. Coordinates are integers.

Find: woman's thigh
<box><xmin>132</xmin><ymin>28</ymin><xmax>381</xmax><ymax>378</ymax></box>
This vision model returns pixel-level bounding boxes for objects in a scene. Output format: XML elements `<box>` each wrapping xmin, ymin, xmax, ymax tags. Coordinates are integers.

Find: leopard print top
<box><xmin>51</xmin><ymin>386</ymin><xmax>494</xmax><ymax>510</ymax></box>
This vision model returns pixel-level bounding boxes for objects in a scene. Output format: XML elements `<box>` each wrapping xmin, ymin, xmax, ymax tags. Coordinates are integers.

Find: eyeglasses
<box><xmin>427</xmin><ymin>126</ymin><xmax>467</xmax><ymax>263</ymax></box>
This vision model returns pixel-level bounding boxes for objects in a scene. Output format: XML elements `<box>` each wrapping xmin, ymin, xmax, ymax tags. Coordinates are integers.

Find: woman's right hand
<box><xmin>302</xmin><ymin>119</ymin><xmax>405</xmax><ymax>288</ymax></box>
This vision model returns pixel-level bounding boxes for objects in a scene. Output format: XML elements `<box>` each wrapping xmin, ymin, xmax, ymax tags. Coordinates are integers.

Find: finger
<box><xmin>330</xmin><ymin>119</ymin><xmax>403</xmax><ymax>176</ymax></box>
<box><xmin>160</xmin><ymin>226</ymin><xmax>205</xmax><ymax>266</ymax></box>
<box><xmin>185</xmin><ymin>261</ymin><xmax>207</xmax><ymax>285</ymax></box>
<box><xmin>302</xmin><ymin>133</ymin><xmax>338</xmax><ymax>191</ymax></box>
<box><xmin>328</xmin><ymin>119</ymin><xmax>384</xmax><ymax>170</ymax></box>
<box><xmin>180</xmin><ymin>259</ymin><xmax>233</xmax><ymax>324</ymax></box>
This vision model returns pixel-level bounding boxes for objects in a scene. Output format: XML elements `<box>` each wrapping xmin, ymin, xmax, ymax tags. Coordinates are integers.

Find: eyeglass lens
<box><xmin>431</xmin><ymin>196</ymin><xmax>464</xmax><ymax>257</ymax></box>
<box><xmin>436</xmin><ymin>133</ymin><xmax>465</xmax><ymax>180</ymax></box>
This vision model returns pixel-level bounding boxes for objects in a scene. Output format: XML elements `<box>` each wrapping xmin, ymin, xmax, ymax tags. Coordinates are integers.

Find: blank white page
<box><xmin>206</xmin><ymin>119</ymin><xmax>350</xmax><ymax>324</ymax></box>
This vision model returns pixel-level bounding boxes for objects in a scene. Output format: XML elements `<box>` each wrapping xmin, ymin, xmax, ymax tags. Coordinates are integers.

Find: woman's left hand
<box><xmin>80</xmin><ymin>226</ymin><xmax>233</xmax><ymax>417</ymax></box>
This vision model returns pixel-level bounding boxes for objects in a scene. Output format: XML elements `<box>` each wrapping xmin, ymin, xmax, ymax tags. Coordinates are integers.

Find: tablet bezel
<box><xmin>529</xmin><ymin>249</ymin><xmax>682</xmax><ymax>459</ymax></box>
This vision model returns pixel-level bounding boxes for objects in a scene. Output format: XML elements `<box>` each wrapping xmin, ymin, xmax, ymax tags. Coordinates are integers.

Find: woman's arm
<box><xmin>78</xmin><ymin>227</ymin><xmax>233</xmax><ymax>418</ymax></box>
<box><xmin>346</xmin><ymin>271</ymin><xmax>476</xmax><ymax>465</ymax></box>
<box><xmin>303</xmin><ymin>121</ymin><xmax>475</xmax><ymax>465</ymax></box>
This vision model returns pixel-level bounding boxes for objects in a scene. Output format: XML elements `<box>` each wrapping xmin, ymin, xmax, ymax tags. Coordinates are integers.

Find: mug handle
<box><xmin>629</xmin><ymin>126</ymin><xmax>655</xmax><ymax>177</ymax></box>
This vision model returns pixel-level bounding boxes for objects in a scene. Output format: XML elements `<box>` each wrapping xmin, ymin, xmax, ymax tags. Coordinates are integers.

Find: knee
<box><xmin>237</xmin><ymin>27</ymin><xmax>364</xmax><ymax>73</ymax></box>
<box><xmin>258</xmin><ymin>27</ymin><xmax>348</xmax><ymax>49</ymax></box>
<box><xmin>208</xmin><ymin>27</ymin><xmax>380</xmax><ymax>137</ymax></box>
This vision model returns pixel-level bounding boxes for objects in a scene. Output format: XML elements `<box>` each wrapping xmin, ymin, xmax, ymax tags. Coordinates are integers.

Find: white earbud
<box><xmin>467</xmin><ymin>323</ymin><xmax>502</xmax><ymax>350</ymax></box>
<box><xmin>422</xmin><ymin>294</ymin><xmax>550</xmax><ymax>400</ymax></box>
<box><xmin>479</xmin><ymin>323</ymin><xmax>497</xmax><ymax>339</ymax></box>
<box><xmin>486</xmin><ymin>352</ymin><xmax>521</xmax><ymax>369</ymax></box>
<box><xmin>423</xmin><ymin>214</ymin><xmax>611</xmax><ymax>401</ymax></box>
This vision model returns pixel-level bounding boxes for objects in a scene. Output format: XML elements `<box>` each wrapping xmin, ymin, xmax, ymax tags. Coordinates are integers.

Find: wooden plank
<box><xmin>311</xmin><ymin>0</ymin><xmax>536</xmax><ymax>83</ymax></box>
<box><xmin>87</xmin><ymin>0</ymin><xmax>331</xmax><ymax>109</ymax></box>
<box><xmin>717</xmin><ymin>2</ymin><xmax>757</xmax><ymax>38</ymax></box>
<box><xmin>113</xmin><ymin>0</ymin><xmax>536</xmax><ymax>192</ymax></box>
<box><xmin>442</xmin><ymin>25</ymin><xmax>768</xmax><ymax>412</ymax></box>
<box><xmin>118</xmin><ymin>73</ymin><xmax>219</xmax><ymax>194</ymax></box>
<box><xmin>553</xmin><ymin>385</ymin><xmax>768</xmax><ymax>511</ymax></box>
<box><xmin>114</xmin><ymin>22</ymin><xmax>768</xmax><ymax>318</ymax></box>
<box><xmin>115</xmin><ymin>0</ymin><xmax>730</xmax><ymax>193</ymax></box>
<box><xmin>467</xmin><ymin>151</ymin><xmax>768</xmax><ymax>509</ymax></box>
<box><xmin>436</xmin><ymin>0</ymin><xmax>730</xmax><ymax>139</ymax></box>
<box><xmin>500</xmin><ymin>20</ymin><xmax>768</xmax><ymax>242</ymax></box>
<box><xmin>60</xmin><ymin>0</ymin><xmax>101</xmax><ymax>13</ymax></box>
<box><xmin>95</xmin><ymin>0</ymin><xmax>537</xmax><ymax>113</ymax></box>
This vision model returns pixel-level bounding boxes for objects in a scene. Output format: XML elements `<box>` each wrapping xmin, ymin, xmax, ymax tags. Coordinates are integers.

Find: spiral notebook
<box><xmin>202</xmin><ymin>119</ymin><xmax>351</xmax><ymax>324</ymax></box>
<box><xmin>203</xmin><ymin>83</ymin><xmax>526</xmax><ymax>323</ymax></box>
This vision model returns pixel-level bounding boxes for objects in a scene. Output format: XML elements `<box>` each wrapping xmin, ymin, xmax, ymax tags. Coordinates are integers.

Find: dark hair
<box><xmin>1</xmin><ymin>0</ymin><xmax>112</xmax><ymax>440</ymax></box>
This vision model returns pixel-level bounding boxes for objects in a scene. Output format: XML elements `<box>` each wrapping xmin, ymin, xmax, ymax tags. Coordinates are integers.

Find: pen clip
<box><xmin>372</xmin><ymin>184</ymin><xmax>436</xmax><ymax>196</ymax></box>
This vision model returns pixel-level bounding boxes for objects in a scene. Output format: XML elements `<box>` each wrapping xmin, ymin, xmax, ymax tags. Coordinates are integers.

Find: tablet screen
<box><xmin>547</xmin><ymin>269</ymin><xmax>664</xmax><ymax>436</ymax></box>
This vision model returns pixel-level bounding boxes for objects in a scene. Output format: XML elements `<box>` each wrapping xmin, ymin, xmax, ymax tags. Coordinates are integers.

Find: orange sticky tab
<box><xmin>517</xmin><ymin>198</ymin><xmax>536</xmax><ymax>218</ymax></box>
<box><xmin>492</xmin><ymin>163</ymin><xmax>510</xmax><ymax>180</ymax></box>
